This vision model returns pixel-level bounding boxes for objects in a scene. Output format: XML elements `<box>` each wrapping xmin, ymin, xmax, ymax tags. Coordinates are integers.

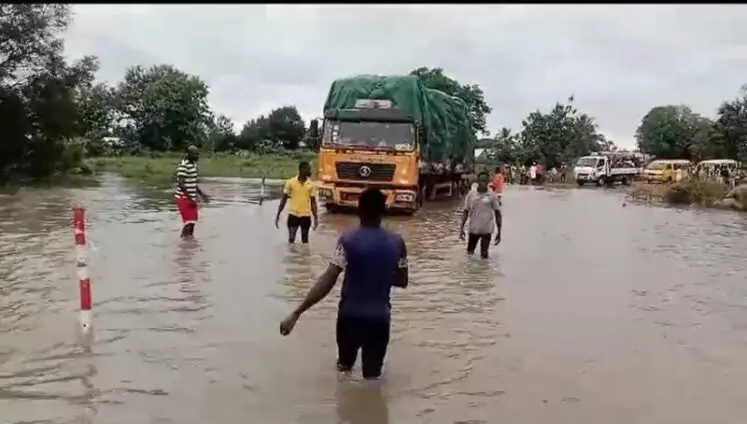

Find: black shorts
<box><xmin>467</xmin><ymin>233</ymin><xmax>492</xmax><ymax>258</ymax></box>
<box><xmin>287</xmin><ymin>214</ymin><xmax>311</xmax><ymax>242</ymax></box>
<box><xmin>287</xmin><ymin>214</ymin><xmax>311</xmax><ymax>230</ymax></box>
<box><xmin>336</xmin><ymin>315</ymin><xmax>390</xmax><ymax>379</ymax></box>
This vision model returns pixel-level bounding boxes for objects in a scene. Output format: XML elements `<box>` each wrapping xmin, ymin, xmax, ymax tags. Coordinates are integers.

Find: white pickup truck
<box><xmin>573</xmin><ymin>153</ymin><xmax>641</xmax><ymax>187</ymax></box>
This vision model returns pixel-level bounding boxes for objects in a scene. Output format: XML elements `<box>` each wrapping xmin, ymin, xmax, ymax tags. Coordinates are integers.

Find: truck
<box><xmin>573</xmin><ymin>151</ymin><xmax>645</xmax><ymax>187</ymax></box>
<box><xmin>315</xmin><ymin>75</ymin><xmax>475</xmax><ymax>214</ymax></box>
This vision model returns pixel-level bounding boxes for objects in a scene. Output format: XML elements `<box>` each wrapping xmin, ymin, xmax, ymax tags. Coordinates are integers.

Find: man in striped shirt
<box><xmin>175</xmin><ymin>145</ymin><xmax>210</xmax><ymax>238</ymax></box>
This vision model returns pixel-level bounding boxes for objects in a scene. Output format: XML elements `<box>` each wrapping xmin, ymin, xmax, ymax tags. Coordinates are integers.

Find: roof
<box><xmin>698</xmin><ymin>159</ymin><xmax>739</xmax><ymax>165</ymax></box>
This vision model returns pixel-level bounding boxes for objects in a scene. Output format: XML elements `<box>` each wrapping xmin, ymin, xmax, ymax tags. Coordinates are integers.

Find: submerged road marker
<box><xmin>73</xmin><ymin>205</ymin><xmax>92</xmax><ymax>333</ymax></box>
<box><xmin>259</xmin><ymin>176</ymin><xmax>266</xmax><ymax>205</ymax></box>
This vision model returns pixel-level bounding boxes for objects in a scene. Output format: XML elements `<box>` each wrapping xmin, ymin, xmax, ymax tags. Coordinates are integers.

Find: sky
<box><xmin>63</xmin><ymin>4</ymin><xmax>747</xmax><ymax>149</ymax></box>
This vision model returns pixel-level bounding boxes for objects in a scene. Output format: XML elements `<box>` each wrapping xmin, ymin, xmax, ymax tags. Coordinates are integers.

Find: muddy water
<box><xmin>1</xmin><ymin>175</ymin><xmax>747</xmax><ymax>424</ymax></box>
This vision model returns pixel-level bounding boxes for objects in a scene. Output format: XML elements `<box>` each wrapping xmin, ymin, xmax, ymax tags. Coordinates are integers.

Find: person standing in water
<box><xmin>275</xmin><ymin>161</ymin><xmax>318</xmax><ymax>244</ymax></box>
<box><xmin>460</xmin><ymin>171</ymin><xmax>502</xmax><ymax>258</ymax></box>
<box><xmin>174</xmin><ymin>145</ymin><xmax>210</xmax><ymax>238</ymax></box>
<box><xmin>279</xmin><ymin>188</ymin><xmax>409</xmax><ymax>380</ymax></box>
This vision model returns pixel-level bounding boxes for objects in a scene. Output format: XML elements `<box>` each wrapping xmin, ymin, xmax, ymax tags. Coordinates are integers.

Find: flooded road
<box><xmin>2</xmin><ymin>174</ymin><xmax>747</xmax><ymax>424</ymax></box>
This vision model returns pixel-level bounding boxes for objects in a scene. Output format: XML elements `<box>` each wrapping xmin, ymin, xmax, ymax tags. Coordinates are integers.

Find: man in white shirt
<box><xmin>528</xmin><ymin>164</ymin><xmax>537</xmax><ymax>185</ymax></box>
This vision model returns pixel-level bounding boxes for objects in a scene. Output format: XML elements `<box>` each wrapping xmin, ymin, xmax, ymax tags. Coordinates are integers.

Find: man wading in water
<box><xmin>460</xmin><ymin>171</ymin><xmax>502</xmax><ymax>258</ymax></box>
<box><xmin>279</xmin><ymin>188</ymin><xmax>409</xmax><ymax>380</ymax></box>
<box><xmin>174</xmin><ymin>145</ymin><xmax>210</xmax><ymax>238</ymax></box>
<box><xmin>275</xmin><ymin>161</ymin><xmax>318</xmax><ymax>244</ymax></box>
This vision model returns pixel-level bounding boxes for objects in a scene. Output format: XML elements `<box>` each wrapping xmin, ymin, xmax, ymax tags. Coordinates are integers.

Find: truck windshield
<box><xmin>576</xmin><ymin>157</ymin><xmax>599</xmax><ymax>167</ymax></box>
<box><xmin>323</xmin><ymin>120</ymin><xmax>415</xmax><ymax>151</ymax></box>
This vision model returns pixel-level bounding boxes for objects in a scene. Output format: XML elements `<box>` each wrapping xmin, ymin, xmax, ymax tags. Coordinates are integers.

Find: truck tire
<box><xmin>597</xmin><ymin>177</ymin><xmax>606</xmax><ymax>187</ymax></box>
<box><xmin>324</xmin><ymin>204</ymin><xmax>339</xmax><ymax>214</ymax></box>
<box><xmin>576</xmin><ymin>180</ymin><xmax>585</xmax><ymax>187</ymax></box>
<box><xmin>621</xmin><ymin>176</ymin><xmax>630</xmax><ymax>186</ymax></box>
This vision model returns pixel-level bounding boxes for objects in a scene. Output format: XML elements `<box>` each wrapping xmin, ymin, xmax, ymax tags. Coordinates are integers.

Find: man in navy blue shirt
<box><xmin>280</xmin><ymin>188</ymin><xmax>409</xmax><ymax>380</ymax></box>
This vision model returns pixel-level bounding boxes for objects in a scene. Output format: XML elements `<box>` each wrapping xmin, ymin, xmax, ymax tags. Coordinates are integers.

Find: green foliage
<box><xmin>410</xmin><ymin>67</ymin><xmax>492</xmax><ymax>136</ymax></box>
<box><xmin>635</xmin><ymin>105</ymin><xmax>711</xmax><ymax>159</ymax></box>
<box><xmin>113</xmin><ymin>64</ymin><xmax>211</xmax><ymax>152</ymax></box>
<box><xmin>5</xmin><ymin>3</ymin><xmax>747</xmax><ymax>184</ymax></box>
<box><xmin>636</xmin><ymin>91</ymin><xmax>747</xmax><ymax>162</ymax></box>
<box><xmin>0</xmin><ymin>4</ymin><xmax>94</xmax><ymax>181</ymax></box>
<box><xmin>483</xmin><ymin>96</ymin><xmax>612</xmax><ymax>168</ymax></box>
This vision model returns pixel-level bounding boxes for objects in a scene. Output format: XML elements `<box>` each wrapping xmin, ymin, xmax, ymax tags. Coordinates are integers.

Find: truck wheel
<box><xmin>621</xmin><ymin>176</ymin><xmax>630</xmax><ymax>186</ymax></box>
<box><xmin>576</xmin><ymin>180</ymin><xmax>585</xmax><ymax>187</ymax></box>
<box><xmin>597</xmin><ymin>177</ymin><xmax>606</xmax><ymax>187</ymax></box>
<box><xmin>324</xmin><ymin>204</ymin><xmax>338</xmax><ymax>214</ymax></box>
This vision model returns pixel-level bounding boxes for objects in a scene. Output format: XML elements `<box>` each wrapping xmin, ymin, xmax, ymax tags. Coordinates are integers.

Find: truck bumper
<box><xmin>316</xmin><ymin>183</ymin><xmax>418</xmax><ymax>212</ymax></box>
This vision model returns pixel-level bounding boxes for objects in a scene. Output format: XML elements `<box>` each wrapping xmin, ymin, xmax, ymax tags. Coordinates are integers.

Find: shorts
<box><xmin>287</xmin><ymin>214</ymin><xmax>311</xmax><ymax>230</ymax></box>
<box><xmin>336</xmin><ymin>314</ymin><xmax>390</xmax><ymax>379</ymax></box>
<box><xmin>175</xmin><ymin>196</ymin><xmax>198</xmax><ymax>224</ymax></box>
<box><xmin>467</xmin><ymin>233</ymin><xmax>492</xmax><ymax>258</ymax></box>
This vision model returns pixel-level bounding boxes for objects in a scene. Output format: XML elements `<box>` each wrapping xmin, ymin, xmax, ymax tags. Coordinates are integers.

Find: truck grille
<box><xmin>335</xmin><ymin>162</ymin><xmax>396</xmax><ymax>182</ymax></box>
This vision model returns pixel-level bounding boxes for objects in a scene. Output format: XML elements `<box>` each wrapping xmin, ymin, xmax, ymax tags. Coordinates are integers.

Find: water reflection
<box><xmin>335</xmin><ymin>379</ymin><xmax>389</xmax><ymax>424</ymax></box>
<box><xmin>1</xmin><ymin>175</ymin><xmax>747</xmax><ymax>423</ymax></box>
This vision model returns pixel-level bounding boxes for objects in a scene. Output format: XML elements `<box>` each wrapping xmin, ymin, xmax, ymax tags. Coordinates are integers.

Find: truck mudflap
<box><xmin>316</xmin><ymin>183</ymin><xmax>418</xmax><ymax>213</ymax></box>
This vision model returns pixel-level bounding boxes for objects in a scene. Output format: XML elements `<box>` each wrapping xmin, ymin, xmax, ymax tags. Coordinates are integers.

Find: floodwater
<box><xmin>1</xmin><ymin>175</ymin><xmax>747</xmax><ymax>424</ymax></box>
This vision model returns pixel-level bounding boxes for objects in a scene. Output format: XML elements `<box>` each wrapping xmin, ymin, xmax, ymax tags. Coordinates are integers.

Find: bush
<box><xmin>663</xmin><ymin>179</ymin><xmax>728</xmax><ymax>205</ymax></box>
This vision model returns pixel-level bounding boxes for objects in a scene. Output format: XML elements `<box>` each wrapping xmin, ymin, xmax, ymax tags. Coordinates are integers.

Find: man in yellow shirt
<box><xmin>275</xmin><ymin>161</ymin><xmax>319</xmax><ymax>244</ymax></box>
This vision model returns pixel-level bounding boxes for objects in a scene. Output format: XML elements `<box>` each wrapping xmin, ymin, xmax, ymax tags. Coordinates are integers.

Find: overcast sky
<box><xmin>63</xmin><ymin>5</ymin><xmax>747</xmax><ymax>148</ymax></box>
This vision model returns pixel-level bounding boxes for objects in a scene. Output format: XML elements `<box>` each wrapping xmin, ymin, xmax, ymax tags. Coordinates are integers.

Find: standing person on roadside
<box><xmin>175</xmin><ymin>145</ymin><xmax>210</xmax><ymax>239</ymax></box>
<box><xmin>490</xmin><ymin>165</ymin><xmax>505</xmax><ymax>196</ymax></box>
<box><xmin>459</xmin><ymin>171</ymin><xmax>502</xmax><ymax>259</ymax></box>
<box><xmin>279</xmin><ymin>188</ymin><xmax>409</xmax><ymax>380</ymax></box>
<box><xmin>535</xmin><ymin>161</ymin><xmax>544</xmax><ymax>185</ymax></box>
<box><xmin>275</xmin><ymin>161</ymin><xmax>319</xmax><ymax>244</ymax></box>
<box><xmin>528</xmin><ymin>162</ymin><xmax>537</xmax><ymax>185</ymax></box>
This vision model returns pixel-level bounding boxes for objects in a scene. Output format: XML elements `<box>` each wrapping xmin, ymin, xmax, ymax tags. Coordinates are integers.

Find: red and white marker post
<box><xmin>73</xmin><ymin>205</ymin><xmax>92</xmax><ymax>332</ymax></box>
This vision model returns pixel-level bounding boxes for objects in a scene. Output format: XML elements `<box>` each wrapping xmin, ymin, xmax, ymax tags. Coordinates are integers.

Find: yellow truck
<box><xmin>315</xmin><ymin>75</ymin><xmax>474</xmax><ymax>214</ymax></box>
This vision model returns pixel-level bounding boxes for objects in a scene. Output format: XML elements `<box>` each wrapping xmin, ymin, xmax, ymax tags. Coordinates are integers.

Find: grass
<box><xmin>88</xmin><ymin>151</ymin><xmax>317</xmax><ymax>183</ymax></box>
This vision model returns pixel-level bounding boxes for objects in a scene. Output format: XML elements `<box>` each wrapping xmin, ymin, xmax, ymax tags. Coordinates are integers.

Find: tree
<box><xmin>267</xmin><ymin>105</ymin><xmax>306</xmax><ymax>150</ymax></box>
<box><xmin>306</xmin><ymin>118</ymin><xmax>320</xmax><ymax>150</ymax></box>
<box><xmin>635</xmin><ymin>105</ymin><xmax>712</xmax><ymax>159</ymax></box>
<box><xmin>237</xmin><ymin>116</ymin><xmax>270</xmax><ymax>151</ymax></box>
<box><xmin>114</xmin><ymin>64</ymin><xmax>211</xmax><ymax>152</ymax></box>
<box><xmin>0</xmin><ymin>4</ymin><xmax>93</xmax><ymax>180</ymax></box>
<box><xmin>409</xmin><ymin>67</ymin><xmax>492</xmax><ymax>135</ymax></box>
<box><xmin>713</xmin><ymin>85</ymin><xmax>747</xmax><ymax>161</ymax></box>
<box><xmin>0</xmin><ymin>4</ymin><xmax>70</xmax><ymax>82</ymax></box>
<box><xmin>204</xmin><ymin>114</ymin><xmax>238</xmax><ymax>153</ymax></box>
<box><xmin>518</xmin><ymin>96</ymin><xmax>605</xmax><ymax>168</ymax></box>
<box><xmin>491</xmin><ymin>127</ymin><xmax>524</xmax><ymax>164</ymax></box>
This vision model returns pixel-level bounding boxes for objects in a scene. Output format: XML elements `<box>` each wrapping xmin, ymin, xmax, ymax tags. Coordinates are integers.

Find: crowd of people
<box><xmin>172</xmin><ymin>146</ymin><xmax>504</xmax><ymax>381</ymax></box>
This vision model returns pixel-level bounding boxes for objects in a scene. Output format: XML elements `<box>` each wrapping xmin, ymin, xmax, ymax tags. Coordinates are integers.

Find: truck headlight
<box><xmin>318</xmin><ymin>189</ymin><xmax>332</xmax><ymax>200</ymax></box>
<box><xmin>395</xmin><ymin>193</ymin><xmax>415</xmax><ymax>202</ymax></box>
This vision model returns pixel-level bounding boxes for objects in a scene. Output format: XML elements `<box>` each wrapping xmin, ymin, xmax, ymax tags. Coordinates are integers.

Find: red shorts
<box><xmin>175</xmin><ymin>196</ymin><xmax>198</xmax><ymax>225</ymax></box>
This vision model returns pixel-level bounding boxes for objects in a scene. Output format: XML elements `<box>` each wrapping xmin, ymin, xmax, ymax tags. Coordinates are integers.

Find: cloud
<box><xmin>63</xmin><ymin>5</ymin><xmax>747</xmax><ymax>148</ymax></box>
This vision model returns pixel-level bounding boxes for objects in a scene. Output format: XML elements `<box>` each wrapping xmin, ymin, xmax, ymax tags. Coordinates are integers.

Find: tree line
<box><xmin>0</xmin><ymin>5</ymin><xmax>494</xmax><ymax>180</ymax></box>
<box><xmin>634</xmin><ymin>95</ymin><xmax>747</xmax><ymax>162</ymax></box>
<box><xmin>4</xmin><ymin>5</ymin><xmax>746</xmax><ymax>182</ymax></box>
<box><xmin>486</xmin><ymin>92</ymin><xmax>747</xmax><ymax>169</ymax></box>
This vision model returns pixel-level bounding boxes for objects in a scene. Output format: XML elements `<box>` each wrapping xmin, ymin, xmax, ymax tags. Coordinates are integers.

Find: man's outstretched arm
<box><xmin>291</xmin><ymin>263</ymin><xmax>342</xmax><ymax>318</ymax></box>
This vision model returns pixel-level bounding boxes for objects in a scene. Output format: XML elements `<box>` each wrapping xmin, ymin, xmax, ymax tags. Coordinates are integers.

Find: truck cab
<box><xmin>316</xmin><ymin>99</ymin><xmax>421</xmax><ymax>213</ymax></box>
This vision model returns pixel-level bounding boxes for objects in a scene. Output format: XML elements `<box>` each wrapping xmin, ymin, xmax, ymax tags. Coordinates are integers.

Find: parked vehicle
<box><xmin>573</xmin><ymin>152</ymin><xmax>643</xmax><ymax>187</ymax></box>
<box><xmin>695</xmin><ymin>159</ymin><xmax>740</xmax><ymax>175</ymax></box>
<box><xmin>315</xmin><ymin>75</ymin><xmax>475</xmax><ymax>214</ymax></box>
<box><xmin>643</xmin><ymin>159</ymin><xmax>691</xmax><ymax>183</ymax></box>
